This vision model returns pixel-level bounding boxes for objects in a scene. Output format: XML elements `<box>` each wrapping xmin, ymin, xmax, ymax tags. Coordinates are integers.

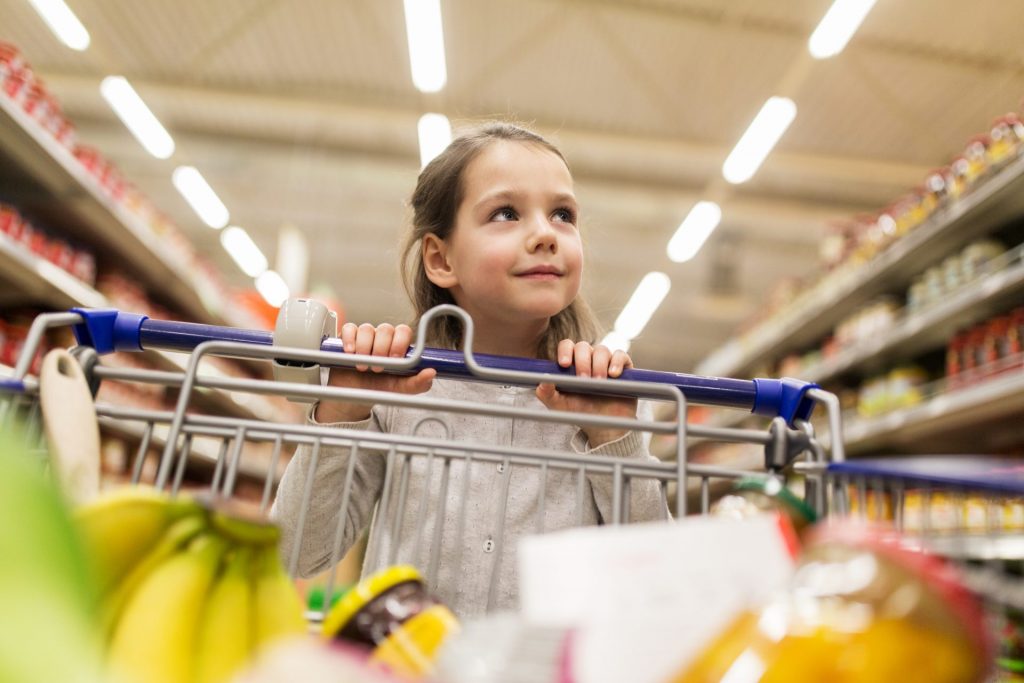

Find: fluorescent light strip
<box><xmin>418</xmin><ymin>113</ymin><xmax>452</xmax><ymax>168</ymax></box>
<box><xmin>614</xmin><ymin>272</ymin><xmax>671</xmax><ymax>340</ymax></box>
<box><xmin>809</xmin><ymin>0</ymin><xmax>878</xmax><ymax>59</ymax></box>
<box><xmin>667</xmin><ymin>201</ymin><xmax>722</xmax><ymax>263</ymax></box>
<box><xmin>26</xmin><ymin>0</ymin><xmax>90</xmax><ymax>51</ymax></box>
<box><xmin>220</xmin><ymin>226</ymin><xmax>268</xmax><ymax>277</ymax></box>
<box><xmin>600</xmin><ymin>330</ymin><xmax>631</xmax><ymax>354</ymax></box>
<box><xmin>403</xmin><ymin>0</ymin><xmax>448</xmax><ymax>93</ymax></box>
<box><xmin>100</xmin><ymin>76</ymin><xmax>175</xmax><ymax>159</ymax></box>
<box><xmin>172</xmin><ymin>166</ymin><xmax>229</xmax><ymax>229</ymax></box>
<box><xmin>255</xmin><ymin>270</ymin><xmax>290</xmax><ymax>307</ymax></box>
<box><xmin>722</xmin><ymin>96</ymin><xmax>797</xmax><ymax>185</ymax></box>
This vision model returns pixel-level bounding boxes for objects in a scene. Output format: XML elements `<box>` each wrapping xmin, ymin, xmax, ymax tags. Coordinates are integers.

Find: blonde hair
<box><xmin>400</xmin><ymin>122</ymin><xmax>598</xmax><ymax>360</ymax></box>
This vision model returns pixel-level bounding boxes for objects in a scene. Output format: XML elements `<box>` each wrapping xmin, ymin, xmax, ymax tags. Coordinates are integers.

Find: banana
<box><xmin>107</xmin><ymin>533</ymin><xmax>228</xmax><ymax>683</ymax></box>
<box><xmin>195</xmin><ymin>547</ymin><xmax>253</xmax><ymax>683</ymax></box>
<box><xmin>100</xmin><ymin>513</ymin><xmax>207</xmax><ymax>638</ymax></box>
<box><xmin>75</xmin><ymin>486</ymin><xmax>200</xmax><ymax>594</ymax></box>
<box><xmin>251</xmin><ymin>543</ymin><xmax>308</xmax><ymax>651</ymax></box>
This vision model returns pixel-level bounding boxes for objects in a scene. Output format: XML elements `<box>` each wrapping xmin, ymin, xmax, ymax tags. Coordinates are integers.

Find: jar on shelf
<box><xmin>962</xmin><ymin>134</ymin><xmax>992</xmax><ymax>186</ymax></box>
<box><xmin>960</xmin><ymin>239</ymin><xmax>1005</xmax><ymax>282</ymax></box>
<box><xmin>922</xmin><ymin>167</ymin><xmax>949</xmax><ymax>213</ymax></box>
<box><xmin>987</xmin><ymin>114</ymin><xmax>1024</xmax><ymax>166</ymax></box>
<box><xmin>887</xmin><ymin>365</ymin><xmax>928</xmax><ymax>411</ymax></box>
<box><xmin>669</xmin><ymin>523</ymin><xmax>993</xmax><ymax>683</ymax></box>
<box><xmin>322</xmin><ymin>565</ymin><xmax>460</xmax><ymax>679</ymax></box>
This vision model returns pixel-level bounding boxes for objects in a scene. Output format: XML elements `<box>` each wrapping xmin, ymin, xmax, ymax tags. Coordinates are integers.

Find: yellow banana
<box><xmin>195</xmin><ymin>547</ymin><xmax>253</xmax><ymax>683</ymax></box>
<box><xmin>75</xmin><ymin>486</ymin><xmax>200</xmax><ymax>594</ymax></box>
<box><xmin>107</xmin><ymin>533</ymin><xmax>228</xmax><ymax>683</ymax></box>
<box><xmin>100</xmin><ymin>513</ymin><xmax>207</xmax><ymax>638</ymax></box>
<box><xmin>252</xmin><ymin>543</ymin><xmax>307</xmax><ymax>651</ymax></box>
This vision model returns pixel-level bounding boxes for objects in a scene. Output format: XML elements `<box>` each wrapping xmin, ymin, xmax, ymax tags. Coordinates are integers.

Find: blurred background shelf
<box><xmin>0</xmin><ymin>93</ymin><xmax>223</xmax><ymax>325</ymax></box>
<box><xmin>698</xmin><ymin>153</ymin><xmax>1024</xmax><ymax>378</ymax></box>
<box><xmin>840</xmin><ymin>371</ymin><xmax>1024</xmax><ymax>455</ymax></box>
<box><xmin>799</xmin><ymin>247</ymin><xmax>1024</xmax><ymax>384</ymax></box>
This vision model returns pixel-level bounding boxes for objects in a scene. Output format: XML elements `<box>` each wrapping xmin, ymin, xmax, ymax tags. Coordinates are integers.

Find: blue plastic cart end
<box><xmin>752</xmin><ymin>377</ymin><xmax>820</xmax><ymax>425</ymax></box>
<box><xmin>70</xmin><ymin>308</ymin><xmax>149</xmax><ymax>354</ymax></box>
<box><xmin>0</xmin><ymin>378</ymin><xmax>25</xmax><ymax>393</ymax></box>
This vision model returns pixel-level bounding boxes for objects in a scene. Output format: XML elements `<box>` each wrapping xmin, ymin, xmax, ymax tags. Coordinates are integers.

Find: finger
<box><xmin>370</xmin><ymin>324</ymin><xmax>394</xmax><ymax>373</ymax></box>
<box><xmin>573</xmin><ymin>341</ymin><xmax>593</xmax><ymax>377</ymax></box>
<box><xmin>592</xmin><ymin>345</ymin><xmax>611</xmax><ymax>379</ymax></box>
<box><xmin>609</xmin><ymin>350</ymin><xmax>632</xmax><ymax>377</ymax></box>
<box><xmin>535</xmin><ymin>382</ymin><xmax>559</xmax><ymax>408</ymax></box>
<box><xmin>556</xmin><ymin>339</ymin><xmax>574</xmax><ymax>367</ymax></box>
<box><xmin>405</xmin><ymin>368</ymin><xmax>436</xmax><ymax>394</ymax></box>
<box><xmin>354</xmin><ymin>323</ymin><xmax>376</xmax><ymax>371</ymax></box>
<box><xmin>392</xmin><ymin>324</ymin><xmax>414</xmax><ymax>357</ymax></box>
<box><xmin>341</xmin><ymin>322</ymin><xmax>359</xmax><ymax>353</ymax></box>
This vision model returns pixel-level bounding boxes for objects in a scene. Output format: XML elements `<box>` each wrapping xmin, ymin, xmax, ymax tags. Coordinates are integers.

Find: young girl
<box><xmin>272</xmin><ymin>123</ymin><xmax>669</xmax><ymax>618</ymax></box>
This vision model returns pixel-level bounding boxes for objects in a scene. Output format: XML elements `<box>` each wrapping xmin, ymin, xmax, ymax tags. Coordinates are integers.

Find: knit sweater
<box><xmin>271</xmin><ymin>378</ymin><xmax>669</xmax><ymax>618</ymax></box>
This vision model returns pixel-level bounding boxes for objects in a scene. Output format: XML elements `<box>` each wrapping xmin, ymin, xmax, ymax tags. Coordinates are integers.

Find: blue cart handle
<box><xmin>69</xmin><ymin>307</ymin><xmax>818</xmax><ymax>424</ymax></box>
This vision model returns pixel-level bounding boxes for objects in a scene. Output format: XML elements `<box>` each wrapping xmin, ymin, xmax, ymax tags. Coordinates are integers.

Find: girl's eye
<box><xmin>552</xmin><ymin>207</ymin><xmax>577</xmax><ymax>224</ymax></box>
<box><xmin>491</xmin><ymin>206</ymin><xmax>518</xmax><ymax>222</ymax></box>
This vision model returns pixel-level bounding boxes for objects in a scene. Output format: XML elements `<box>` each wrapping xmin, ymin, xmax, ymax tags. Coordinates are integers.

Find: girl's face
<box><xmin>424</xmin><ymin>140</ymin><xmax>584</xmax><ymax>331</ymax></box>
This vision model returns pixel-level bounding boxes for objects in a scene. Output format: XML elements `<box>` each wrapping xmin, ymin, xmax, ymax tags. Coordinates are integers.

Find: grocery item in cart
<box><xmin>670</xmin><ymin>522</ymin><xmax>992</xmax><ymax>683</ymax></box>
<box><xmin>39</xmin><ymin>349</ymin><xmax>101</xmax><ymax>504</ymax></box>
<box><xmin>322</xmin><ymin>565</ymin><xmax>460</xmax><ymax>679</ymax></box>
<box><xmin>710</xmin><ymin>476</ymin><xmax>817</xmax><ymax>538</ymax></box>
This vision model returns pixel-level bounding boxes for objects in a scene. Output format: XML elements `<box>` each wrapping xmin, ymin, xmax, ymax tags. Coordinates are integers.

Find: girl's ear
<box><xmin>422</xmin><ymin>233</ymin><xmax>458</xmax><ymax>288</ymax></box>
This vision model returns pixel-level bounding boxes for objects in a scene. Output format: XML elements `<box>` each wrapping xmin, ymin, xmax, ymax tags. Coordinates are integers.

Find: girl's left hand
<box><xmin>535</xmin><ymin>340</ymin><xmax>638</xmax><ymax>447</ymax></box>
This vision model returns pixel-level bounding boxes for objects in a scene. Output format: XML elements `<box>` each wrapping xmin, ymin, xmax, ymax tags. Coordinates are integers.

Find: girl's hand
<box><xmin>314</xmin><ymin>322</ymin><xmax>436</xmax><ymax>423</ymax></box>
<box><xmin>535</xmin><ymin>340</ymin><xmax>638</xmax><ymax>447</ymax></box>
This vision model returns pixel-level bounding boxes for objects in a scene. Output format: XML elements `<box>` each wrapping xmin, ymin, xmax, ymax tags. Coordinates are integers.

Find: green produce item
<box><xmin>0</xmin><ymin>427</ymin><xmax>105</xmax><ymax>683</ymax></box>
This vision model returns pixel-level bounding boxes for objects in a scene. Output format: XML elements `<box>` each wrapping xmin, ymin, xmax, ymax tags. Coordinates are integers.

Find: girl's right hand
<box><xmin>313</xmin><ymin>322</ymin><xmax>436</xmax><ymax>423</ymax></box>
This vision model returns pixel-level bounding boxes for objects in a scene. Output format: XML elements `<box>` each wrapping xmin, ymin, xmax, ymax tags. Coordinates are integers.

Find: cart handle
<box><xmin>69</xmin><ymin>307</ymin><xmax>819</xmax><ymax>424</ymax></box>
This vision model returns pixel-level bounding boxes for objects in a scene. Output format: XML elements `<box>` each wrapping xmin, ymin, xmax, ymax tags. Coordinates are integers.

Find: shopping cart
<box><xmin>0</xmin><ymin>302</ymin><xmax>842</xmax><ymax>621</ymax></box>
<box><xmin>826</xmin><ymin>457</ymin><xmax>1024</xmax><ymax>678</ymax></box>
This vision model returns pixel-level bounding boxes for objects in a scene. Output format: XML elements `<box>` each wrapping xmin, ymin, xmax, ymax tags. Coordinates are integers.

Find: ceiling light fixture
<box><xmin>220</xmin><ymin>226</ymin><xmax>268</xmax><ymax>277</ymax></box>
<box><xmin>100</xmin><ymin>76</ymin><xmax>175</xmax><ymax>159</ymax></box>
<box><xmin>722</xmin><ymin>96</ymin><xmax>797</xmax><ymax>185</ymax></box>
<box><xmin>26</xmin><ymin>0</ymin><xmax>90</xmax><ymax>51</ymax></box>
<box><xmin>255</xmin><ymin>270</ymin><xmax>290</xmax><ymax>308</ymax></box>
<box><xmin>171</xmin><ymin>166</ymin><xmax>229</xmax><ymax>229</ymax></box>
<box><xmin>809</xmin><ymin>0</ymin><xmax>879</xmax><ymax>59</ymax></box>
<box><xmin>600</xmin><ymin>330</ymin><xmax>631</xmax><ymax>354</ymax></box>
<box><xmin>667</xmin><ymin>201</ymin><xmax>722</xmax><ymax>263</ymax></box>
<box><xmin>614</xmin><ymin>272</ymin><xmax>671</xmax><ymax>340</ymax></box>
<box><xmin>418</xmin><ymin>113</ymin><xmax>452</xmax><ymax>168</ymax></box>
<box><xmin>403</xmin><ymin>0</ymin><xmax>447</xmax><ymax>93</ymax></box>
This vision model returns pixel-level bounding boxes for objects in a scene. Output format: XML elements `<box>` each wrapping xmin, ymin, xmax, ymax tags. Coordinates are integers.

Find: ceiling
<box><xmin>2</xmin><ymin>0</ymin><xmax>1023</xmax><ymax>373</ymax></box>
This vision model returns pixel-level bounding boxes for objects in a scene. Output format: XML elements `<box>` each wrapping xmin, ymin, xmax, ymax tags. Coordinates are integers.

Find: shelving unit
<box><xmin>0</xmin><ymin>93</ymin><xmax>224</xmax><ymax>326</ymax></box>
<box><xmin>840</xmin><ymin>370</ymin><xmax>1024</xmax><ymax>455</ymax></box>
<box><xmin>0</xmin><ymin>231</ymin><xmax>281</xmax><ymax>421</ymax></box>
<box><xmin>799</xmin><ymin>246</ymin><xmax>1024</xmax><ymax>384</ymax></box>
<box><xmin>698</xmin><ymin>152</ymin><xmax>1024</xmax><ymax>379</ymax></box>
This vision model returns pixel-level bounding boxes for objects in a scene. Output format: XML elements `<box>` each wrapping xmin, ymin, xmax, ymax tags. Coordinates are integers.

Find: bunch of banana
<box><xmin>75</xmin><ymin>487</ymin><xmax>308</xmax><ymax>683</ymax></box>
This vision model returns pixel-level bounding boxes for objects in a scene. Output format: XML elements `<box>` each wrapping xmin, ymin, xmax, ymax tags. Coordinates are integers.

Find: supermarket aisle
<box><xmin>2</xmin><ymin>2</ymin><xmax>1024</xmax><ymax>682</ymax></box>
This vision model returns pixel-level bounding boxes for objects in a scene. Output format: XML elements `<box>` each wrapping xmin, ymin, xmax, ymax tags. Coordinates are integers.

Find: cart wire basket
<box><xmin>2</xmin><ymin>303</ymin><xmax>843</xmax><ymax>622</ymax></box>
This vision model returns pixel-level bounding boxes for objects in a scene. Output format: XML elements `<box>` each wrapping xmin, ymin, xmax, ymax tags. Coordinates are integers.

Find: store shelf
<box><xmin>841</xmin><ymin>370</ymin><xmax>1024</xmax><ymax>455</ymax></box>
<box><xmin>0</xmin><ymin>93</ymin><xmax>221</xmax><ymax>325</ymax></box>
<box><xmin>0</xmin><ymin>232</ymin><xmax>106</xmax><ymax>308</ymax></box>
<box><xmin>799</xmin><ymin>248</ymin><xmax>1024</xmax><ymax>384</ymax></box>
<box><xmin>697</xmin><ymin>153</ymin><xmax>1024</xmax><ymax>378</ymax></box>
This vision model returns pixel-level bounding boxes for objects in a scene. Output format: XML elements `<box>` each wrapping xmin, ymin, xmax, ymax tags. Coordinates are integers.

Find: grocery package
<box><xmin>947</xmin><ymin>307</ymin><xmax>1024</xmax><ymax>388</ymax></box>
<box><xmin>710</xmin><ymin>476</ymin><xmax>817</xmax><ymax>539</ymax></box>
<box><xmin>857</xmin><ymin>365</ymin><xmax>928</xmax><ymax>418</ymax></box>
<box><xmin>0</xmin><ymin>203</ymin><xmax>97</xmax><ymax>285</ymax></box>
<box><xmin>322</xmin><ymin>565</ymin><xmax>460</xmax><ymax>679</ymax></box>
<box><xmin>670</xmin><ymin>523</ymin><xmax>992</xmax><ymax>683</ymax></box>
<box><xmin>75</xmin><ymin>487</ymin><xmax>307</xmax><ymax>683</ymax></box>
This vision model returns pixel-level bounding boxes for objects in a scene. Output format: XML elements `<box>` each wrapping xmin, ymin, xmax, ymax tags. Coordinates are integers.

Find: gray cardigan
<box><xmin>271</xmin><ymin>378</ymin><xmax>669</xmax><ymax>618</ymax></box>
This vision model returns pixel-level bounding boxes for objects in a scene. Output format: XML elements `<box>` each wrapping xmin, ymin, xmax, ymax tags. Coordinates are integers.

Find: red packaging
<box><xmin>0</xmin><ymin>42</ymin><xmax>22</xmax><ymax>77</ymax></box>
<box><xmin>0</xmin><ymin>204</ymin><xmax>19</xmax><ymax>237</ymax></box>
<box><xmin>946</xmin><ymin>332</ymin><xmax>966</xmax><ymax>389</ymax></box>
<box><xmin>0</xmin><ymin>319</ymin><xmax>8</xmax><ymax>368</ymax></box>
<box><xmin>45</xmin><ymin>238</ymin><xmax>75</xmax><ymax>272</ymax></box>
<box><xmin>962</xmin><ymin>327</ymin><xmax>987</xmax><ymax>380</ymax></box>
<box><xmin>26</xmin><ymin>225</ymin><xmax>48</xmax><ymax>257</ymax></box>
<box><xmin>70</xmin><ymin>249</ymin><xmax>97</xmax><ymax>285</ymax></box>
<box><xmin>2</xmin><ymin>68</ymin><xmax>28</xmax><ymax>100</ymax></box>
<box><xmin>21</xmin><ymin>80</ymin><xmax>52</xmax><ymax>123</ymax></box>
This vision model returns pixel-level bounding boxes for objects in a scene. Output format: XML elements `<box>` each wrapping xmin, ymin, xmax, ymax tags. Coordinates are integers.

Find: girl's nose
<box><xmin>526</xmin><ymin>216</ymin><xmax>558</xmax><ymax>253</ymax></box>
